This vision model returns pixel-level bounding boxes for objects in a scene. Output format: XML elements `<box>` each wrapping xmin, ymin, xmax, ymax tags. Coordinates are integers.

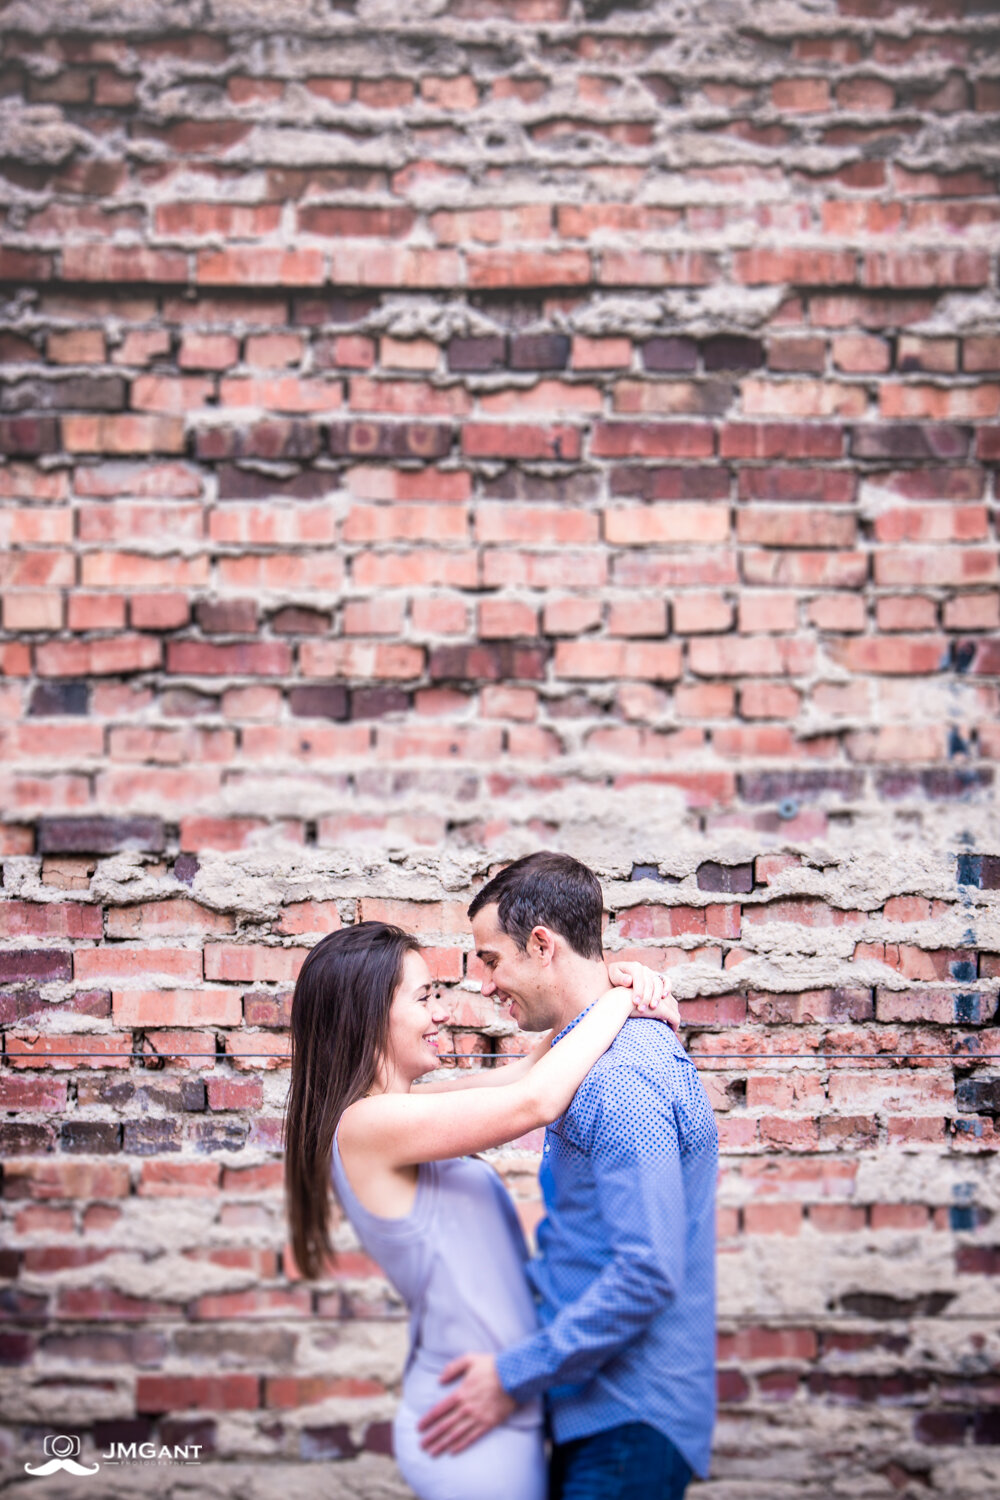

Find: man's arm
<box><xmin>418</xmin><ymin>1063</ymin><xmax>684</xmax><ymax>1453</ymax></box>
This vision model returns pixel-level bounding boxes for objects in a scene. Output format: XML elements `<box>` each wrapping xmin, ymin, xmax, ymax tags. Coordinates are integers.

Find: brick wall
<box><xmin>1</xmin><ymin>1</ymin><xmax>999</xmax><ymax>1494</ymax></box>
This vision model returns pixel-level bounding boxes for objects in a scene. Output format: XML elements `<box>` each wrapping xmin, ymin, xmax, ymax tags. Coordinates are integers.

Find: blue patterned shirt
<box><xmin>495</xmin><ymin>1007</ymin><xmax>718</xmax><ymax>1479</ymax></box>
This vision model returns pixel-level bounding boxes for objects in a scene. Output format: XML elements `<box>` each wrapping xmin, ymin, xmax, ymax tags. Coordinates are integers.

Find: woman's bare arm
<box><xmin>413</xmin><ymin>1032</ymin><xmax>552</xmax><ymax>1092</ymax></box>
<box><xmin>412</xmin><ymin>960</ymin><xmax>674</xmax><ymax>1093</ymax></box>
<box><xmin>340</xmin><ymin>987</ymin><xmax>646</xmax><ymax>1167</ymax></box>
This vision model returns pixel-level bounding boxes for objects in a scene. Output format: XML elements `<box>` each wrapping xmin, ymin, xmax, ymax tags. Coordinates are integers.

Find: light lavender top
<box><xmin>331</xmin><ymin>1123</ymin><xmax>543</xmax><ymax>1431</ymax></box>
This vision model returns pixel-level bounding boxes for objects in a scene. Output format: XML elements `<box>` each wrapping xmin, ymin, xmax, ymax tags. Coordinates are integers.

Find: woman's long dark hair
<box><xmin>283</xmin><ymin>921</ymin><xmax>420</xmax><ymax>1280</ymax></box>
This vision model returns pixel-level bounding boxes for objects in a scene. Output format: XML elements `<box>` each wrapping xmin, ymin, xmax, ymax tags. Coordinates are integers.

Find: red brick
<box><xmin>112</xmin><ymin>989</ymin><xmax>242</xmax><ymax>1027</ymax></box>
<box><xmin>555</xmin><ymin>641</ymin><xmax>682</xmax><ymax>681</ymax></box>
<box><xmin>35</xmin><ymin>635</ymin><xmax>162</xmax><ymax>677</ymax></box>
<box><xmin>605</xmin><ymin>504</ymin><xmax>729</xmax><ymax>545</ymax></box>
<box><xmin>197</xmin><ymin>248</ymin><xmax>325</xmax><ymax>285</ymax></box>
<box><xmin>62</xmin><ymin>415</ymin><xmax>186</xmax><ymax>454</ymax></box>
<box><xmin>479</xmin><ymin>600</ymin><xmax>539</xmax><ymax>638</ymax></box>
<box><xmin>772</xmin><ymin>77</ymin><xmax>831</xmax><ymax>112</ymax></box>
<box><xmin>178</xmin><ymin>332</ymin><xmax>239</xmax><ymax>370</ymax></box>
<box><xmin>461</xmin><ymin>424</ymin><xmax>582</xmax><ymax>461</ymax></box>
<box><xmin>591</xmin><ymin>422</ymin><xmax>714</xmax><ymax>458</ymax></box>
<box><xmin>204</xmin><ymin>945</ymin><xmax>308</xmax><ymax>983</ymax></box>
<box><xmin>61</xmin><ymin>245</ymin><xmax>188</xmax><ymax>283</ymax></box>
<box><xmin>468</xmin><ymin>250</ymin><xmax>590</xmax><ymax>288</ymax></box>
<box><xmin>863</xmin><ymin>250</ymin><xmax>989</xmax><ymax>289</ymax></box>
<box><xmin>166</xmin><ymin>642</ymin><xmax>292</xmax><ymax>677</ymax></box>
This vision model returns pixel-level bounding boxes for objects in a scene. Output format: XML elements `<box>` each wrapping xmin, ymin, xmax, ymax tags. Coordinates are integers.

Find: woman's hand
<box><xmin>607</xmin><ymin>959</ymin><xmax>680</xmax><ymax>1031</ymax></box>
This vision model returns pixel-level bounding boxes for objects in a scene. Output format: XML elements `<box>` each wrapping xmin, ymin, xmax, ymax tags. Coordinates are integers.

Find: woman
<box><xmin>283</xmin><ymin>921</ymin><xmax>675</xmax><ymax>1500</ymax></box>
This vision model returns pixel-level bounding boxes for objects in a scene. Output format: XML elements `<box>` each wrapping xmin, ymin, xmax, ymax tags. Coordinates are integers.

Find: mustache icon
<box><xmin>24</xmin><ymin>1457</ymin><xmax>100</xmax><ymax>1476</ymax></box>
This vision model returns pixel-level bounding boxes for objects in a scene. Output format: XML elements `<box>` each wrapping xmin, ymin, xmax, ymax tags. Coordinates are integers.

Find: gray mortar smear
<box><xmin>2</xmin><ymin>798</ymin><xmax>994</xmax><ymax>1005</ymax></box>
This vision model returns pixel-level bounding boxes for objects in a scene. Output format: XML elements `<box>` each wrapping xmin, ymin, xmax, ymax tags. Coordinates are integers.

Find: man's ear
<box><xmin>527</xmin><ymin>925</ymin><xmax>557</xmax><ymax>965</ymax></box>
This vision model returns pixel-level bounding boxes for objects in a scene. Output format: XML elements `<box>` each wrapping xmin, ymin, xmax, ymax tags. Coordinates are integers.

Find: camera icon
<box><xmin>43</xmin><ymin>1435</ymin><xmax>80</xmax><ymax>1460</ymax></box>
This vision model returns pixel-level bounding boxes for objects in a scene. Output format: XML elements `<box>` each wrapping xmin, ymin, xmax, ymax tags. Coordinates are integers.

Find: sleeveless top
<box><xmin>330</xmin><ymin>1124</ymin><xmax>543</xmax><ymax>1431</ymax></box>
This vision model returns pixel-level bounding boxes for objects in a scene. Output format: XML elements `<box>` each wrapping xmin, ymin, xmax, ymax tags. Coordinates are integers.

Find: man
<box><xmin>417</xmin><ymin>850</ymin><xmax>718</xmax><ymax>1499</ymax></box>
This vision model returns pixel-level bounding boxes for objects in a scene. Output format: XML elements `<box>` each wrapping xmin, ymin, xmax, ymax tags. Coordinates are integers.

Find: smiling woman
<box><xmin>282</xmin><ymin>920</ymin><xmax>673</xmax><ymax>1500</ymax></box>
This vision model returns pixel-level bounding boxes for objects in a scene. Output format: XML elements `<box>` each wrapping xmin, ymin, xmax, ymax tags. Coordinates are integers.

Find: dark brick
<box><xmin>0</xmin><ymin>334</ymin><xmax>39</xmax><ymax>362</ymax></box>
<box><xmin>122</xmin><ymin>1119</ymin><xmax>181</xmax><ymax>1154</ymax></box>
<box><xmin>0</xmin><ymin>950</ymin><xmax>72</xmax><ymax>983</ymax></box>
<box><xmin>0</xmin><ymin>376</ymin><xmax>126</xmax><ymax>411</ymax></box>
<box><xmin>37</xmin><ymin>817</ymin><xmax>165</xmax><ymax>855</ymax></box>
<box><xmin>0</xmin><ymin>1332</ymin><xmax>34</xmax><ymax>1364</ymax></box>
<box><xmin>217</xmin><ymin>466</ymin><xmax>335</xmax><ymax>501</ymax></box>
<box><xmin>717</xmin><ymin>1369</ymin><xmax>750</xmax><ymax>1402</ymax></box>
<box><xmin>429</xmin><ymin>644</ymin><xmax>546</xmax><ymax>682</ymax></box>
<box><xmin>195</xmin><ymin>420</ymin><xmax>321</xmax><ymax>462</ymax></box>
<box><xmin>242</xmin><ymin>990</ymin><xmax>293</xmax><ymax>1027</ymax></box>
<box><xmin>509</xmin><ymin>333</ymin><xmax>570</xmax><ymax>370</ymax></box>
<box><xmin>953</xmin><ymin>991</ymin><xmax>995</xmax><ymax>1024</ymax></box>
<box><xmin>28</xmin><ymin>681</ymin><xmax>90</xmax><ymax>717</ymax></box>
<box><xmin>642</xmin><ymin>338</ymin><xmax>698</xmax><ymax>372</ymax></box>
<box><xmin>973</xmin><ymin>1409</ymin><xmax>1000</xmax><ymax>1445</ymax></box>
<box><xmin>288</xmin><ymin>685</ymin><xmax>349</xmax><ymax>720</ymax></box>
<box><xmin>189</xmin><ymin>1118</ymin><xmax>249</xmax><ymax>1152</ymax></box>
<box><xmin>0</xmin><ymin>1122</ymin><xmax>57</xmax><ymax>1154</ymax></box>
<box><xmin>738</xmin><ymin>770</ymin><xmax>863</xmax><ymax>806</ymax></box>
<box><xmin>840</xmin><ymin>1291</ymin><xmax>953</xmax><ymax>1319</ymax></box>
<box><xmin>956</xmin><ymin>1245</ymin><xmax>1000</xmax><ymax>1275</ymax></box>
<box><xmin>446</xmin><ymin>335</ymin><xmax>506</xmax><ymax>372</ymax></box>
<box><xmin>292</xmin><ymin>294</ymin><xmax>378</xmax><ymax>326</ymax></box>
<box><xmin>271</xmin><ymin>606</ymin><xmax>332</xmax><ymax>635</ymax></box>
<box><xmin>851</xmin><ymin>424</ymin><xmax>970</xmax><ymax>461</ymax></box>
<box><xmin>363</xmin><ymin>1421</ymin><xmax>393</xmax><ymax>1456</ymax></box>
<box><xmin>326</xmin><ymin>420</ymin><xmax>452</xmax><ymax>460</ymax></box>
<box><xmin>350</xmin><ymin>686</ymin><xmax>409</xmax><ymax>719</ymax></box>
<box><xmin>696</xmin><ymin>860</ymin><xmax>754</xmax><ymax>894</ymax></box>
<box><xmin>981</xmin><ymin>856</ymin><xmax>1000</xmax><ymax>889</ymax></box>
<box><xmin>956</xmin><ymin>853</ymin><xmax>982</xmax><ymax>887</ymax></box>
<box><xmin>0</xmin><ymin>415</ymin><xmax>59</xmax><ymax>454</ymax></box>
<box><xmin>610</xmin><ymin>466</ymin><xmax>730</xmax><ymax>500</ymax></box>
<box><xmin>196</xmin><ymin>599</ymin><xmax>258</xmax><ymax>634</ymax></box>
<box><xmin>180</xmin><ymin>1078</ymin><xmax>208</xmax><ymax>1111</ymax></box>
<box><xmin>482</xmin><ymin>470</ymin><xmax>599</xmax><ymax>503</ymax></box>
<box><xmin>59</xmin><ymin>1120</ymin><xmax>121</xmax><ymax>1153</ymax></box>
<box><xmin>93</xmin><ymin>1418</ymin><xmax>156</xmax><ymax>1447</ymax></box>
<box><xmin>875</xmin><ymin>768</ymin><xmax>993</xmax><ymax>800</ymax></box>
<box><xmin>158</xmin><ymin>1418</ymin><xmax>216</xmax><ymax>1453</ymax></box>
<box><xmin>173</xmin><ymin>854</ymin><xmax>199</xmax><ymax>886</ymax></box>
<box><xmin>0</xmin><ymin>990</ymin><xmax>110</xmax><ymax>1026</ymax></box>
<box><xmin>974</xmin><ymin>641</ymin><xmax>1000</xmax><ymax>675</ymax></box>
<box><xmin>300</xmin><ymin>1424</ymin><xmax>357</xmax><ymax>1461</ymax></box>
<box><xmin>702</xmin><ymin>336</ymin><xmax>765</xmax><ymax>371</ymax></box>
<box><xmin>76</xmin><ymin>1077</ymin><xmax>134</xmax><ymax>1107</ymax></box>
<box><xmin>914</xmin><ymin>1411</ymin><xmax>972</xmax><ymax>1445</ymax></box>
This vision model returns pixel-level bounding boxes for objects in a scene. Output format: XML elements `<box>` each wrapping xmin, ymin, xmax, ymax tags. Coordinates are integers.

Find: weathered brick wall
<box><xmin>1</xmin><ymin>0</ymin><xmax>999</xmax><ymax>1494</ymax></box>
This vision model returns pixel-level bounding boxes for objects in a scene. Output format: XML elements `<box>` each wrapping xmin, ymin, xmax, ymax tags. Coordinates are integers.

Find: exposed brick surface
<box><xmin>1</xmin><ymin>4</ymin><xmax>999</xmax><ymax>1495</ymax></box>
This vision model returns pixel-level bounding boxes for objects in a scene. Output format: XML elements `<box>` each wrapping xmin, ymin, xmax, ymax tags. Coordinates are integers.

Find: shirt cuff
<box><xmin>495</xmin><ymin>1339</ymin><xmax>551</xmax><ymax>1404</ymax></box>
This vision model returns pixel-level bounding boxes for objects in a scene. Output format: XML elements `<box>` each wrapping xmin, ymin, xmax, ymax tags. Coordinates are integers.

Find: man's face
<box><xmin>471</xmin><ymin>904</ymin><xmax>560</xmax><ymax>1033</ymax></box>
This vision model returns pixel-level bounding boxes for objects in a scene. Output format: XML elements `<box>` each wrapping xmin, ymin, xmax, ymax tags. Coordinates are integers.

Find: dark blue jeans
<box><xmin>550</xmin><ymin>1422</ymin><xmax>693</xmax><ymax>1500</ymax></box>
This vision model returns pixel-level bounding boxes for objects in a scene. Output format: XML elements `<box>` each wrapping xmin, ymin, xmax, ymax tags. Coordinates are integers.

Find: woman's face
<box><xmin>385</xmin><ymin>948</ymin><xmax>450</xmax><ymax>1083</ymax></box>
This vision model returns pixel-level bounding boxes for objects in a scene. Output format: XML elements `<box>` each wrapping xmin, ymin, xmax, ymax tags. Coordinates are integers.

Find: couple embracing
<box><xmin>284</xmin><ymin>852</ymin><xmax>718</xmax><ymax>1500</ymax></box>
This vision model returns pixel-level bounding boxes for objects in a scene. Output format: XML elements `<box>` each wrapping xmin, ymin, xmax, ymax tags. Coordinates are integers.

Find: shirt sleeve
<box><xmin>495</xmin><ymin>1062</ymin><xmax>684</xmax><ymax>1403</ymax></box>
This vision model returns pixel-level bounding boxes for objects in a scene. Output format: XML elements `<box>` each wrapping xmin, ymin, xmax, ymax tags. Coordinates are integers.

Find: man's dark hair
<box><xmin>467</xmin><ymin>851</ymin><xmax>604</xmax><ymax>960</ymax></box>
